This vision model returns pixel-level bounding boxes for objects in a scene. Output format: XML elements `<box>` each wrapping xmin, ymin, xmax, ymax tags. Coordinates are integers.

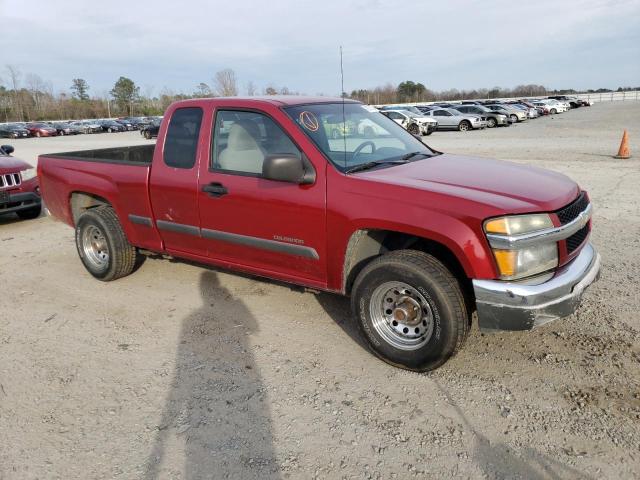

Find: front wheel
<box><xmin>458</xmin><ymin>121</ymin><xmax>471</xmax><ymax>132</ymax></box>
<box><xmin>407</xmin><ymin>123</ymin><xmax>420</xmax><ymax>135</ymax></box>
<box><xmin>351</xmin><ymin>250</ymin><xmax>469</xmax><ymax>371</ymax></box>
<box><xmin>509</xmin><ymin>114</ymin><xmax>518</xmax><ymax>123</ymax></box>
<box><xmin>144</xmin><ymin>130</ymin><xmax>152</xmax><ymax>140</ymax></box>
<box><xmin>550</xmin><ymin>108</ymin><xmax>557</xmax><ymax>114</ymax></box>
<box><xmin>75</xmin><ymin>206</ymin><xmax>138</xmax><ymax>281</ymax></box>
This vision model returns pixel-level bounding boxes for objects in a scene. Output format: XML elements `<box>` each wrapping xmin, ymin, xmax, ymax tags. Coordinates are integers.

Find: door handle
<box><xmin>202</xmin><ymin>182</ymin><xmax>228</xmax><ymax>197</ymax></box>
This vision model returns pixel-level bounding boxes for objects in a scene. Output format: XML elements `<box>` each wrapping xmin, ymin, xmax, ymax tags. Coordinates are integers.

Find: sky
<box><xmin>1</xmin><ymin>0</ymin><xmax>639</xmax><ymax>97</ymax></box>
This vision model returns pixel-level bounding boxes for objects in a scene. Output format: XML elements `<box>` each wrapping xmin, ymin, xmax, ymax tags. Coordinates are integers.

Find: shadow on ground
<box><xmin>434</xmin><ymin>380</ymin><xmax>594</xmax><ymax>480</ymax></box>
<box><xmin>144</xmin><ymin>271</ymin><xmax>280</xmax><ymax>479</ymax></box>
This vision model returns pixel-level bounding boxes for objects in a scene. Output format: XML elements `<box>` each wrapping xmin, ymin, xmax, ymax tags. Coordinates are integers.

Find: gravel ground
<box><xmin>1</xmin><ymin>102</ymin><xmax>639</xmax><ymax>479</ymax></box>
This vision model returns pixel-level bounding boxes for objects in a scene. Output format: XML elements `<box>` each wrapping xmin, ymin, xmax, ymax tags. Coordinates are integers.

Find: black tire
<box><xmin>75</xmin><ymin>206</ymin><xmax>138</xmax><ymax>281</ymax></box>
<box><xmin>487</xmin><ymin>117</ymin><xmax>497</xmax><ymax>128</ymax></box>
<box><xmin>509</xmin><ymin>114</ymin><xmax>518</xmax><ymax>123</ymax></box>
<box><xmin>408</xmin><ymin>123</ymin><xmax>420</xmax><ymax>135</ymax></box>
<box><xmin>425</xmin><ymin>129</ymin><xmax>433</xmax><ymax>136</ymax></box>
<box><xmin>59</xmin><ymin>130</ymin><xmax>65</xmax><ymax>136</ymax></box>
<box><xmin>550</xmin><ymin>108</ymin><xmax>557</xmax><ymax>115</ymax></box>
<box><xmin>35</xmin><ymin>131</ymin><xmax>41</xmax><ymax>138</ymax></box>
<box><xmin>144</xmin><ymin>130</ymin><xmax>152</xmax><ymax>140</ymax></box>
<box><xmin>351</xmin><ymin>250</ymin><xmax>469</xmax><ymax>372</ymax></box>
<box><xmin>458</xmin><ymin>120</ymin><xmax>471</xmax><ymax>132</ymax></box>
<box><xmin>16</xmin><ymin>204</ymin><xmax>41</xmax><ymax>220</ymax></box>
<box><xmin>107</xmin><ymin>127</ymin><xmax>113</xmax><ymax>133</ymax></box>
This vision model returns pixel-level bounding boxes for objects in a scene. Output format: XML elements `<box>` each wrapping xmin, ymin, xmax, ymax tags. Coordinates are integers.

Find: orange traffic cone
<box><xmin>614</xmin><ymin>130</ymin><xmax>631</xmax><ymax>159</ymax></box>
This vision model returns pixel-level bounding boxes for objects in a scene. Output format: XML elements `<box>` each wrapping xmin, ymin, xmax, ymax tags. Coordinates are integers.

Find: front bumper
<box><xmin>472</xmin><ymin>243</ymin><xmax>600</xmax><ymax>331</ymax></box>
<box><xmin>0</xmin><ymin>191</ymin><xmax>42</xmax><ymax>215</ymax></box>
<box><xmin>420</xmin><ymin>123</ymin><xmax>438</xmax><ymax>134</ymax></box>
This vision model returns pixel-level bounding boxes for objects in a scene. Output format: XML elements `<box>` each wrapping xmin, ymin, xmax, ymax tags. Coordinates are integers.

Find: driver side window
<box><xmin>211</xmin><ymin>110</ymin><xmax>301</xmax><ymax>176</ymax></box>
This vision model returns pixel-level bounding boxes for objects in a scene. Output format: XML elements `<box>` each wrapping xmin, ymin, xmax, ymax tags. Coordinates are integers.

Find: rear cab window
<box><xmin>163</xmin><ymin>107</ymin><xmax>203</xmax><ymax>169</ymax></box>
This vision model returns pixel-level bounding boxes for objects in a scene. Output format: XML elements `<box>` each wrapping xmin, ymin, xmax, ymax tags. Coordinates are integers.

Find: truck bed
<box><xmin>44</xmin><ymin>144</ymin><xmax>154</xmax><ymax>166</ymax></box>
<box><xmin>38</xmin><ymin>144</ymin><xmax>163</xmax><ymax>252</ymax></box>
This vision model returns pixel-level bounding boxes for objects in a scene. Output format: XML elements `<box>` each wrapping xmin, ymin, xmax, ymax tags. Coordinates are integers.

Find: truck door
<box><xmin>149</xmin><ymin>106</ymin><xmax>208</xmax><ymax>256</ymax></box>
<box><xmin>197</xmin><ymin>108</ymin><xmax>327</xmax><ymax>287</ymax></box>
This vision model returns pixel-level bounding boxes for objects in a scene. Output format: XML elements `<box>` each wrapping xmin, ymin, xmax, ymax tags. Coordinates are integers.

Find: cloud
<box><xmin>1</xmin><ymin>0</ymin><xmax>638</xmax><ymax>95</ymax></box>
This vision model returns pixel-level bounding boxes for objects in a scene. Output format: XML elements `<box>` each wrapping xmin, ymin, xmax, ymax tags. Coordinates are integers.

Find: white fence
<box><xmin>573</xmin><ymin>90</ymin><xmax>640</xmax><ymax>103</ymax></box>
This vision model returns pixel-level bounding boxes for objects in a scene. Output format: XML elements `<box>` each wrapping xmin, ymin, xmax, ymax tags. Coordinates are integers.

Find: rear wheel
<box><xmin>487</xmin><ymin>117</ymin><xmax>497</xmax><ymax>128</ymax></box>
<box><xmin>59</xmin><ymin>130</ymin><xmax>65</xmax><ymax>136</ymax></box>
<box><xmin>458</xmin><ymin>120</ymin><xmax>471</xmax><ymax>132</ymax></box>
<box><xmin>144</xmin><ymin>130</ymin><xmax>152</xmax><ymax>139</ymax></box>
<box><xmin>75</xmin><ymin>206</ymin><xmax>138</xmax><ymax>281</ymax></box>
<box><xmin>107</xmin><ymin>127</ymin><xmax>113</xmax><ymax>133</ymax></box>
<box><xmin>351</xmin><ymin>250</ymin><xmax>469</xmax><ymax>372</ymax></box>
<box><xmin>35</xmin><ymin>131</ymin><xmax>41</xmax><ymax>138</ymax></box>
<box><xmin>550</xmin><ymin>108</ymin><xmax>557</xmax><ymax>114</ymax></box>
<box><xmin>509</xmin><ymin>114</ymin><xmax>518</xmax><ymax>123</ymax></box>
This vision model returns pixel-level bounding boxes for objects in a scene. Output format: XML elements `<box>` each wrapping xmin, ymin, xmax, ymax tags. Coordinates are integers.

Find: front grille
<box><xmin>566</xmin><ymin>224</ymin><xmax>589</xmax><ymax>253</ymax></box>
<box><xmin>556</xmin><ymin>192</ymin><xmax>589</xmax><ymax>225</ymax></box>
<box><xmin>0</xmin><ymin>173</ymin><xmax>21</xmax><ymax>189</ymax></box>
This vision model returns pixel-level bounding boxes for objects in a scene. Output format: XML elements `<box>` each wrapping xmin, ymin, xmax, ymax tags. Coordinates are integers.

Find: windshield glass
<box><xmin>284</xmin><ymin>103</ymin><xmax>434</xmax><ymax>173</ymax></box>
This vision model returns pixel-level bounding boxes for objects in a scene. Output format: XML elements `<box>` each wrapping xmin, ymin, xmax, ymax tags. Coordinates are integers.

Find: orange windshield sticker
<box><xmin>299</xmin><ymin>111</ymin><xmax>319</xmax><ymax>131</ymax></box>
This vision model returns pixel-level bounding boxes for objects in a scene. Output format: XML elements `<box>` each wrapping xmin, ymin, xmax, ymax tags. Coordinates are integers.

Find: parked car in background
<box><xmin>510</xmin><ymin>104</ymin><xmax>539</xmax><ymax>119</ymax></box>
<box><xmin>531</xmin><ymin>102</ymin><xmax>550</xmax><ymax>115</ymax></box>
<box><xmin>140</xmin><ymin>119</ymin><xmax>161</xmax><ymax>139</ymax></box>
<box><xmin>484</xmin><ymin>105</ymin><xmax>527</xmax><ymax>123</ymax></box>
<box><xmin>452</xmin><ymin>105</ymin><xmax>509</xmax><ymax>128</ymax></box>
<box><xmin>0</xmin><ymin>124</ymin><xmax>31</xmax><ymax>139</ymax></box>
<box><xmin>99</xmin><ymin>120</ymin><xmax>127</xmax><ymax>133</ymax></box>
<box><xmin>26</xmin><ymin>122</ymin><xmax>58</xmax><ymax>138</ymax></box>
<box><xmin>548</xmin><ymin>96</ymin><xmax>582</xmax><ymax>108</ymax></box>
<box><xmin>0</xmin><ymin>144</ymin><xmax>42</xmax><ymax>219</ymax></box>
<box><xmin>72</xmin><ymin>120</ymin><xmax>103</xmax><ymax>134</ymax></box>
<box><xmin>537</xmin><ymin>100</ymin><xmax>568</xmax><ymax>114</ymax></box>
<box><xmin>380</xmin><ymin>109</ymin><xmax>438</xmax><ymax>135</ymax></box>
<box><xmin>421</xmin><ymin>108</ymin><xmax>487</xmax><ymax>131</ymax></box>
<box><xmin>379</xmin><ymin>105</ymin><xmax>427</xmax><ymax>116</ymax></box>
<box><xmin>115</xmin><ymin>119</ymin><xmax>135</xmax><ymax>131</ymax></box>
<box><xmin>52</xmin><ymin>122</ymin><xmax>82</xmax><ymax>136</ymax></box>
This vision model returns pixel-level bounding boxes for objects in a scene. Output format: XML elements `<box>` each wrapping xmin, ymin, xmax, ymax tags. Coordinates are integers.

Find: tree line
<box><xmin>1</xmin><ymin>64</ymin><xmax>637</xmax><ymax>122</ymax></box>
<box><xmin>0</xmin><ymin>66</ymin><xmax>300</xmax><ymax>122</ymax></box>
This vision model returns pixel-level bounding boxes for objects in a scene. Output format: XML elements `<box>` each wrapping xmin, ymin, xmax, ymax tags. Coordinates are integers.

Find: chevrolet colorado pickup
<box><xmin>0</xmin><ymin>144</ymin><xmax>42</xmax><ymax>219</ymax></box>
<box><xmin>38</xmin><ymin>97</ymin><xmax>600</xmax><ymax>371</ymax></box>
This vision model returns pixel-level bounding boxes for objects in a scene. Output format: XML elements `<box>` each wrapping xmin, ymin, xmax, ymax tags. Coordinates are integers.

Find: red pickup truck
<box><xmin>38</xmin><ymin>96</ymin><xmax>600</xmax><ymax>371</ymax></box>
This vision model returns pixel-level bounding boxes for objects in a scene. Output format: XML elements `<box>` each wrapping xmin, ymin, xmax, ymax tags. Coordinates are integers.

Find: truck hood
<box><xmin>0</xmin><ymin>155</ymin><xmax>32</xmax><ymax>174</ymax></box>
<box><xmin>360</xmin><ymin>153</ymin><xmax>579</xmax><ymax>213</ymax></box>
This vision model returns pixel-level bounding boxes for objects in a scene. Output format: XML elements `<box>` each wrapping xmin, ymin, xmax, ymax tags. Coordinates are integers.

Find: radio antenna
<box><xmin>340</xmin><ymin>45</ymin><xmax>347</xmax><ymax>168</ymax></box>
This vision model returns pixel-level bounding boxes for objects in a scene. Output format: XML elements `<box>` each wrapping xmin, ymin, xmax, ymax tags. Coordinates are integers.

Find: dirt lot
<box><xmin>1</xmin><ymin>102</ymin><xmax>639</xmax><ymax>479</ymax></box>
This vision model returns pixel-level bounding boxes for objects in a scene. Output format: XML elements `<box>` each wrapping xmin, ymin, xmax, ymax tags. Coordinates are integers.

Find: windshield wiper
<box><xmin>345</xmin><ymin>159</ymin><xmax>409</xmax><ymax>174</ymax></box>
<box><xmin>401</xmin><ymin>151</ymin><xmax>429</xmax><ymax>161</ymax></box>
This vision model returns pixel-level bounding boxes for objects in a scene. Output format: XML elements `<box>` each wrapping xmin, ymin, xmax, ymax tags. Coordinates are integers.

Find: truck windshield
<box><xmin>284</xmin><ymin>103</ymin><xmax>435</xmax><ymax>173</ymax></box>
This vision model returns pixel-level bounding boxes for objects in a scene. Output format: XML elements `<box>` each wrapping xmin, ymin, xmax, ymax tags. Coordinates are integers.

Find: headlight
<box><xmin>485</xmin><ymin>214</ymin><xmax>553</xmax><ymax>235</ymax></box>
<box><xmin>484</xmin><ymin>214</ymin><xmax>558</xmax><ymax>279</ymax></box>
<box><xmin>21</xmin><ymin>167</ymin><xmax>37</xmax><ymax>181</ymax></box>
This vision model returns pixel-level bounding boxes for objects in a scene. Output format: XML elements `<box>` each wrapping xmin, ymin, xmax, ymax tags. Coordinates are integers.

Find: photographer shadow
<box><xmin>144</xmin><ymin>270</ymin><xmax>280</xmax><ymax>479</ymax></box>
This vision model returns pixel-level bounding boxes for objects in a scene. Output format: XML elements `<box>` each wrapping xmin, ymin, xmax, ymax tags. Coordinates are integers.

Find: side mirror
<box><xmin>262</xmin><ymin>154</ymin><xmax>315</xmax><ymax>185</ymax></box>
<box><xmin>1</xmin><ymin>144</ymin><xmax>14</xmax><ymax>155</ymax></box>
